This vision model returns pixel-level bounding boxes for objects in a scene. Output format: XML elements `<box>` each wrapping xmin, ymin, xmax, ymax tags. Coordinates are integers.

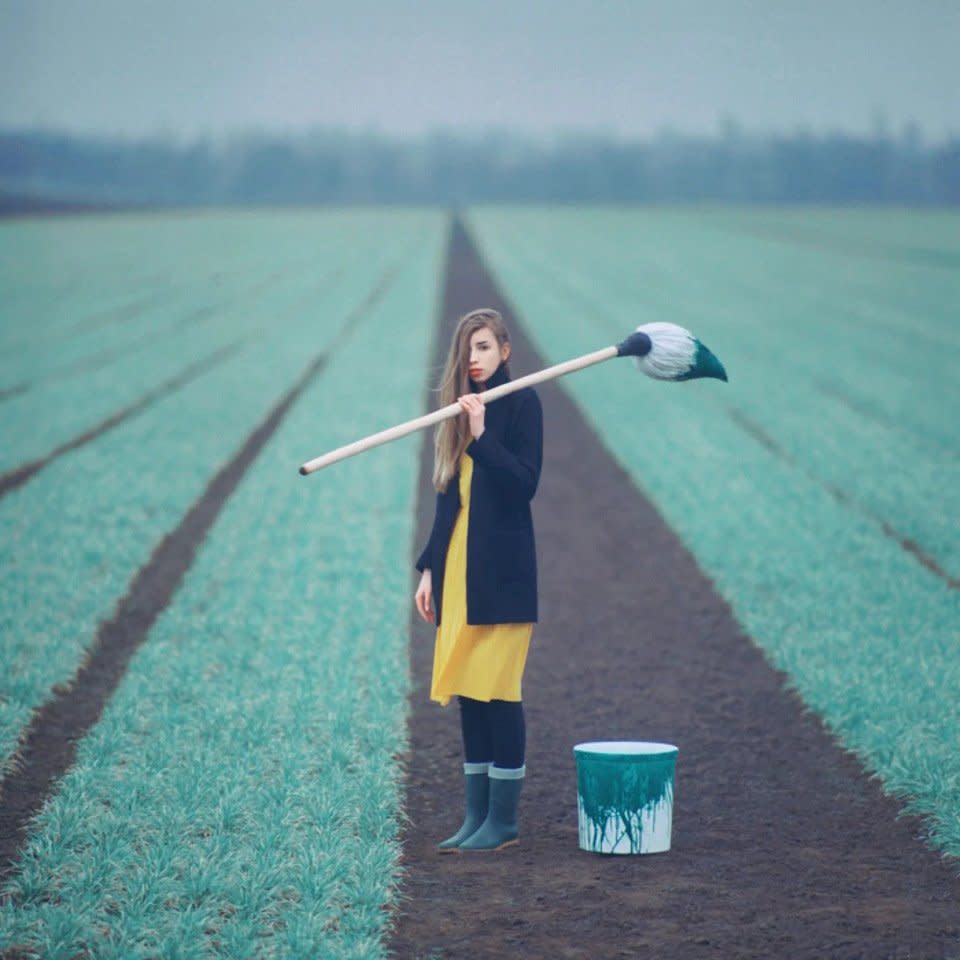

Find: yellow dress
<box><xmin>430</xmin><ymin>453</ymin><xmax>533</xmax><ymax>706</ymax></box>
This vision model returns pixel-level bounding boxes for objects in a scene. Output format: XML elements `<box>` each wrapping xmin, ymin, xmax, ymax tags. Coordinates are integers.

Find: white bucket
<box><xmin>573</xmin><ymin>741</ymin><xmax>678</xmax><ymax>855</ymax></box>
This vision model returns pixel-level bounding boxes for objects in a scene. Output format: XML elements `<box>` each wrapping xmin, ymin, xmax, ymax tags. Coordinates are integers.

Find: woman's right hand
<box><xmin>414</xmin><ymin>569</ymin><xmax>434</xmax><ymax>623</ymax></box>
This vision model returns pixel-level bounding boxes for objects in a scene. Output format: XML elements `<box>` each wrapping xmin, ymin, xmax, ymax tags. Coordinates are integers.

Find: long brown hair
<box><xmin>433</xmin><ymin>308</ymin><xmax>511</xmax><ymax>492</ymax></box>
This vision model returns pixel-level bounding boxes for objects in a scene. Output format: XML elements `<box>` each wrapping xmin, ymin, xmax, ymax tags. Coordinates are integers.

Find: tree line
<box><xmin>1</xmin><ymin>126</ymin><xmax>958</xmax><ymax>209</ymax></box>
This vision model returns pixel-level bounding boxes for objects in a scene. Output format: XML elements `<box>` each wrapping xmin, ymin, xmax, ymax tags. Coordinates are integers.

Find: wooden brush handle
<box><xmin>299</xmin><ymin>345</ymin><xmax>616</xmax><ymax>475</ymax></box>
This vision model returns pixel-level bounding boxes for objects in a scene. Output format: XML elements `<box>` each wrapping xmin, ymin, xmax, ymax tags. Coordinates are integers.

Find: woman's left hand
<box><xmin>458</xmin><ymin>394</ymin><xmax>486</xmax><ymax>439</ymax></box>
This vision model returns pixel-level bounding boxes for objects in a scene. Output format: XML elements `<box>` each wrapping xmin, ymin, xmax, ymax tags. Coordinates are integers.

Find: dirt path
<box><xmin>389</xmin><ymin>218</ymin><xmax>960</xmax><ymax>960</ymax></box>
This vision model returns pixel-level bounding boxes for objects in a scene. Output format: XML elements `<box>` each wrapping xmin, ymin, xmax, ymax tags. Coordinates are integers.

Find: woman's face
<box><xmin>468</xmin><ymin>326</ymin><xmax>510</xmax><ymax>385</ymax></box>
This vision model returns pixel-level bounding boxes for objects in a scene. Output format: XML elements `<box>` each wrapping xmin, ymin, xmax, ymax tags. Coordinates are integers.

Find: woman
<box><xmin>414</xmin><ymin>307</ymin><xmax>543</xmax><ymax>852</ymax></box>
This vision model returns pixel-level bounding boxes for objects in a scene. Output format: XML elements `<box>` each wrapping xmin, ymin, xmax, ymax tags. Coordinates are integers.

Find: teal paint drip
<box><xmin>574</xmin><ymin>742</ymin><xmax>678</xmax><ymax>855</ymax></box>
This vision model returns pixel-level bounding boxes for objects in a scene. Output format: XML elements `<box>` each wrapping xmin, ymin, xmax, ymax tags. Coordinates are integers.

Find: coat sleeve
<box><xmin>415</xmin><ymin>494</ymin><xmax>438</xmax><ymax>571</ymax></box>
<box><xmin>466</xmin><ymin>389</ymin><xmax>543</xmax><ymax>501</ymax></box>
<box><xmin>416</xmin><ymin>470</ymin><xmax>462</xmax><ymax>572</ymax></box>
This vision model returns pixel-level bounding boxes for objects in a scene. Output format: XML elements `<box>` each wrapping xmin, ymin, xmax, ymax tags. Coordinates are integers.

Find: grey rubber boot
<box><xmin>437</xmin><ymin>762</ymin><xmax>490</xmax><ymax>852</ymax></box>
<box><xmin>458</xmin><ymin>765</ymin><xmax>524</xmax><ymax>851</ymax></box>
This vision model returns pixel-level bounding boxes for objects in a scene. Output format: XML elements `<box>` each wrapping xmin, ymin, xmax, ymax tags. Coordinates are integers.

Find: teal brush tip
<box><xmin>679</xmin><ymin>339</ymin><xmax>728</xmax><ymax>382</ymax></box>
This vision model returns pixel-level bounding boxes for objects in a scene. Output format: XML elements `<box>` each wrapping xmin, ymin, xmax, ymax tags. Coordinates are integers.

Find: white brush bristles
<box><xmin>633</xmin><ymin>322</ymin><xmax>697</xmax><ymax>380</ymax></box>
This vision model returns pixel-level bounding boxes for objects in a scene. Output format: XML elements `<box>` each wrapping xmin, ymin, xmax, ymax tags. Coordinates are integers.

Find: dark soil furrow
<box><xmin>716</xmin><ymin>220</ymin><xmax>960</xmax><ymax>272</ymax></box>
<box><xmin>0</xmin><ymin>384</ymin><xmax>29</xmax><ymax>404</ymax></box>
<box><xmin>0</xmin><ymin>266</ymin><xmax>315</xmax><ymax>397</ymax></box>
<box><xmin>28</xmin><ymin>305</ymin><xmax>223</xmax><ymax>385</ymax></box>
<box><xmin>65</xmin><ymin>285</ymin><xmax>173</xmax><ymax>336</ymax></box>
<box><xmin>390</xmin><ymin>217</ymin><xmax>960</xmax><ymax>959</ymax></box>
<box><xmin>0</xmin><ymin>253</ymin><xmax>396</xmax><ymax>500</ymax></box>
<box><xmin>0</xmin><ymin>341</ymin><xmax>244</xmax><ymax>499</ymax></box>
<box><xmin>726</xmin><ymin>405</ymin><xmax>959</xmax><ymax>590</ymax></box>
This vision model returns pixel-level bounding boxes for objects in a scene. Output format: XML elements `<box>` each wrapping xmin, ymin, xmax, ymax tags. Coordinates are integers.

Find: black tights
<box><xmin>458</xmin><ymin>695</ymin><xmax>526</xmax><ymax>769</ymax></box>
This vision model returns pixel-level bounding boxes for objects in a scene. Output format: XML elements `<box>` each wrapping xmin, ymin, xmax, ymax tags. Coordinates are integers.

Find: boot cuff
<box><xmin>489</xmin><ymin>764</ymin><xmax>526</xmax><ymax>780</ymax></box>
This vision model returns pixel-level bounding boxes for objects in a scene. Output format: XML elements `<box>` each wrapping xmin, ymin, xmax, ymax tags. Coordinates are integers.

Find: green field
<box><xmin>1</xmin><ymin>206</ymin><xmax>958</xmax><ymax>957</ymax></box>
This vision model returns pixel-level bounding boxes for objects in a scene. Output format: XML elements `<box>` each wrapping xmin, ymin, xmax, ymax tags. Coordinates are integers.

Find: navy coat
<box><xmin>416</xmin><ymin>363</ymin><xmax>543</xmax><ymax>626</ymax></box>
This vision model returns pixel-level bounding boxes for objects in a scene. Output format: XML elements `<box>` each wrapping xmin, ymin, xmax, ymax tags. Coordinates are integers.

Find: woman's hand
<box><xmin>415</xmin><ymin>568</ymin><xmax>434</xmax><ymax>623</ymax></box>
<box><xmin>458</xmin><ymin>394</ymin><xmax>486</xmax><ymax>439</ymax></box>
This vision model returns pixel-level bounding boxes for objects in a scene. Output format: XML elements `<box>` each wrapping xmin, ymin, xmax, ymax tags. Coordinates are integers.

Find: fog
<box><xmin>2</xmin><ymin>0</ymin><xmax>958</xmax><ymax>142</ymax></box>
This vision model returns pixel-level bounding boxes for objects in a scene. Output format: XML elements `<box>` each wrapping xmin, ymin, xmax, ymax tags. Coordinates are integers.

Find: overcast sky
<box><xmin>2</xmin><ymin>0</ymin><xmax>958</xmax><ymax>142</ymax></box>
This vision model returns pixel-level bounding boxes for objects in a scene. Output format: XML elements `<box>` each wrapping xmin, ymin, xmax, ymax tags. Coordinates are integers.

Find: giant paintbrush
<box><xmin>299</xmin><ymin>322</ymin><xmax>727</xmax><ymax>476</ymax></box>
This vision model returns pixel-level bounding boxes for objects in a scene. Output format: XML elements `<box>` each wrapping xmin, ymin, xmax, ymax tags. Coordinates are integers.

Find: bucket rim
<box><xmin>573</xmin><ymin>740</ymin><xmax>678</xmax><ymax>756</ymax></box>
